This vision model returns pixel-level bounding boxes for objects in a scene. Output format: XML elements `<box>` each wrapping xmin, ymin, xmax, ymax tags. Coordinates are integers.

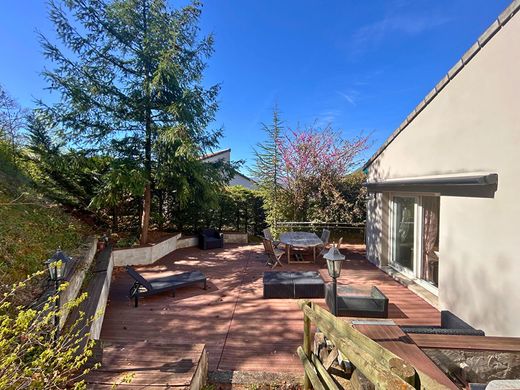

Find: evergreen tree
<box><xmin>40</xmin><ymin>0</ymin><xmax>220</xmax><ymax>243</ymax></box>
<box><xmin>251</xmin><ymin>106</ymin><xmax>283</xmax><ymax>229</ymax></box>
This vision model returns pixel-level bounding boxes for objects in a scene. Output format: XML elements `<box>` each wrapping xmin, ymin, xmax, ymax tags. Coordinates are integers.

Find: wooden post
<box><xmin>303</xmin><ymin>300</ymin><xmax>312</xmax><ymax>390</ymax></box>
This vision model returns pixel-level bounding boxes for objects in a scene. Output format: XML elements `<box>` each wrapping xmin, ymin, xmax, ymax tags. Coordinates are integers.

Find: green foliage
<box><xmin>213</xmin><ymin>186</ymin><xmax>265</xmax><ymax>235</ymax></box>
<box><xmin>171</xmin><ymin>185</ymin><xmax>265</xmax><ymax>235</ymax></box>
<box><xmin>0</xmin><ymin>142</ymin><xmax>90</xmax><ymax>283</ymax></box>
<box><xmin>26</xmin><ymin>113</ymin><xmax>108</xmax><ymax>211</ymax></box>
<box><xmin>40</xmin><ymin>0</ymin><xmax>221</xmax><ymax>243</ymax></box>
<box><xmin>251</xmin><ymin>107</ymin><xmax>284</xmax><ymax>231</ymax></box>
<box><xmin>0</xmin><ymin>274</ymin><xmax>97</xmax><ymax>389</ymax></box>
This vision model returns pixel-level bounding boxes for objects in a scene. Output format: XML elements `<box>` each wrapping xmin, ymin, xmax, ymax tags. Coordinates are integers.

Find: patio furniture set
<box><xmin>263</xmin><ymin>228</ymin><xmax>330</xmax><ymax>264</ymax></box>
<box><xmin>261</xmin><ymin>227</ymin><xmax>389</xmax><ymax>318</ymax></box>
<box><xmin>124</xmin><ymin>227</ymin><xmax>389</xmax><ymax>318</ymax></box>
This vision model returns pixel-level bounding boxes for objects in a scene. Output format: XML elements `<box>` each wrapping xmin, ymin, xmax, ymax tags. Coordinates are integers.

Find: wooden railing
<box><xmin>297</xmin><ymin>300</ymin><xmax>451</xmax><ymax>390</ymax></box>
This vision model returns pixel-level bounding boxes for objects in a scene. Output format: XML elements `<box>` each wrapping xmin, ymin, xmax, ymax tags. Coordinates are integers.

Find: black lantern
<box><xmin>45</xmin><ymin>249</ymin><xmax>70</xmax><ymax>281</ymax></box>
<box><xmin>324</xmin><ymin>243</ymin><xmax>345</xmax><ymax>316</ymax></box>
<box><xmin>45</xmin><ymin>249</ymin><xmax>70</xmax><ymax>338</ymax></box>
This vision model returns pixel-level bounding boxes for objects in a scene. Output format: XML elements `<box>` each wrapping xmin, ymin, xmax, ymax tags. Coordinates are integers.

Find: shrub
<box><xmin>0</xmin><ymin>272</ymin><xmax>97</xmax><ymax>389</ymax></box>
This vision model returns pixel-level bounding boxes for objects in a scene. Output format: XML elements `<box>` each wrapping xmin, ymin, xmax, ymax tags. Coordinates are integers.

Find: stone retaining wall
<box><xmin>424</xmin><ymin>348</ymin><xmax>520</xmax><ymax>384</ymax></box>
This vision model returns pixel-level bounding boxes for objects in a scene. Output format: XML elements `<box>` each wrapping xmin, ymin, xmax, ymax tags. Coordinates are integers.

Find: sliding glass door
<box><xmin>390</xmin><ymin>194</ymin><xmax>440</xmax><ymax>292</ymax></box>
<box><xmin>391</xmin><ymin>196</ymin><xmax>416</xmax><ymax>274</ymax></box>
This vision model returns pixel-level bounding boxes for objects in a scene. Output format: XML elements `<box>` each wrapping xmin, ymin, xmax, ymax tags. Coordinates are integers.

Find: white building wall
<box><xmin>202</xmin><ymin>149</ymin><xmax>257</xmax><ymax>189</ymax></box>
<box><xmin>366</xmin><ymin>11</ymin><xmax>520</xmax><ymax>336</ymax></box>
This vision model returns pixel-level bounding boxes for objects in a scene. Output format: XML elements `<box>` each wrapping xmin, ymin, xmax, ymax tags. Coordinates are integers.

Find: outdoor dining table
<box><xmin>279</xmin><ymin>231</ymin><xmax>324</xmax><ymax>263</ymax></box>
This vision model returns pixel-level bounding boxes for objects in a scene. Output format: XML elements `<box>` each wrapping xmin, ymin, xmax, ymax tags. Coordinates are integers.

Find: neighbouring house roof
<box><xmin>234</xmin><ymin>171</ymin><xmax>257</xmax><ymax>185</ymax></box>
<box><xmin>363</xmin><ymin>0</ymin><xmax>520</xmax><ymax>171</ymax></box>
<box><xmin>201</xmin><ymin>148</ymin><xmax>231</xmax><ymax>160</ymax></box>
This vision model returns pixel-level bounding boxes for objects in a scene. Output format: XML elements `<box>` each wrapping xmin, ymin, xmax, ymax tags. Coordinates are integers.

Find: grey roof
<box><xmin>363</xmin><ymin>0</ymin><xmax>520</xmax><ymax>170</ymax></box>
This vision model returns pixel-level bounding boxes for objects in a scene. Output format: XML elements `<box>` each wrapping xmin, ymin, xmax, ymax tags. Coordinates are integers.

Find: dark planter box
<box><xmin>326</xmin><ymin>284</ymin><xmax>388</xmax><ymax>318</ymax></box>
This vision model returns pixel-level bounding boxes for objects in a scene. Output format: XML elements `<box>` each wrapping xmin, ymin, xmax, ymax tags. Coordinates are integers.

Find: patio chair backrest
<box><xmin>201</xmin><ymin>228</ymin><xmax>219</xmax><ymax>238</ymax></box>
<box><xmin>262</xmin><ymin>237</ymin><xmax>274</xmax><ymax>255</ymax></box>
<box><xmin>126</xmin><ymin>266</ymin><xmax>153</xmax><ymax>291</ymax></box>
<box><xmin>263</xmin><ymin>228</ymin><xmax>274</xmax><ymax>241</ymax></box>
<box><xmin>321</xmin><ymin>229</ymin><xmax>331</xmax><ymax>244</ymax></box>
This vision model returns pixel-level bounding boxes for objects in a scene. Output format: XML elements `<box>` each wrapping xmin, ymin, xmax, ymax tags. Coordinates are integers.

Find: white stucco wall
<box><xmin>366</xmin><ymin>11</ymin><xmax>520</xmax><ymax>336</ymax></box>
<box><xmin>112</xmin><ymin>234</ymin><xmax>181</xmax><ymax>266</ymax></box>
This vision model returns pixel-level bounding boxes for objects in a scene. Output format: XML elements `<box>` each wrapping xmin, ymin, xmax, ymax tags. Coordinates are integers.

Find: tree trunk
<box><xmin>140</xmin><ymin>184</ymin><xmax>151</xmax><ymax>244</ymax></box>
<box><xmin>112</xmin><ymin>206</ymin><xmax>118</xmax><ymax>231</ymax></box>
<box><xmin>139</xmin><ymin>0</ymin><xmax>152</xmax><ymax>246</ymax></box>
<box><xmin>158</xmin><ymin>190</ymin><xmax>164</xmax><ymax>230</ymax></box>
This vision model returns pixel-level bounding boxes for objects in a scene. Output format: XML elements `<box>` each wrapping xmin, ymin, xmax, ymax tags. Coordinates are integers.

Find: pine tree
<box><xmin>40</xmin><ymin>0</ymin><xmax>220</xmax><ymax>243</ymax></box>
<box><xmin>251</xmin><ymin>106</ymin><xmax>283</xmax><ymax>229</ymax></box>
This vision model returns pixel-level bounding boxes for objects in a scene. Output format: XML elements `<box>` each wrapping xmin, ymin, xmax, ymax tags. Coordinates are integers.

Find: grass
<box><xmin>0</xmin><ymin>149</ymin><xmax>91</xmax><ymax>283</ymax></box>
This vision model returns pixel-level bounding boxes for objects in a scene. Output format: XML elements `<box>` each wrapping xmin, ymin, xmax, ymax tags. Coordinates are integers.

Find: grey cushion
<box><xmin>263</xmin><ymin>271</ymin><xmax>325</xmax><ymax>299</ymax></box>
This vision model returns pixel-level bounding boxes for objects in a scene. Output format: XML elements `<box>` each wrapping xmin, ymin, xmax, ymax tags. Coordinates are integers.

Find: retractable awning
<box><xmin>364</xmin><ymin>173</ymin><xmax>498</xmax><ymax>198</ymax></box>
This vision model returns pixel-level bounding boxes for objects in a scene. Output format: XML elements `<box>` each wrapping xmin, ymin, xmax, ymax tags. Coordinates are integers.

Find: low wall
<box><xmin>112</xmin><ymin>233</ymin><xmax>181</xmax><ymax>266</ymax></box>
<box><xmin>177</xmin><ymin>236</ymin><xmax>198</xmax><ymax>249</ymax></box>
<box><xmin>60</xmin><ymin>237</ymin><xmax>98</xmax><ymax>328</ymax></box>
<box><xmin>112</xmin><ymin>232</ymin><xmax>248</xmax><ymax>267</ymax></box>
<box><xmin>62</xmin><ymin>244</ymin><xmax>114</xmax><ymax>346</ymax></box>
<box><xmin>90</xmin><ymin>251</ymin><xmax>114</xmax><ymax>340</ymax></box>
<box><xmin>223</xmin><ymin>232</ymin><xmax>248</xmax><ymax>244</ymax></box>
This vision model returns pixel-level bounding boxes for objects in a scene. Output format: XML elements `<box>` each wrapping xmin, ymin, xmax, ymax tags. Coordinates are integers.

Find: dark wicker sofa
<box><xmin>199</xmin><ymin>228</ymin><xmax>224</xmax><ymax>250</ymax></box>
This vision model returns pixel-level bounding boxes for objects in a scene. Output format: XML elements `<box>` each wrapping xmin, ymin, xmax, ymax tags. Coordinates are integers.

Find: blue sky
<box><xmin>0</xmin><ymin>0</ymin><xmax>511</xmax><ymax>169</ymax></box>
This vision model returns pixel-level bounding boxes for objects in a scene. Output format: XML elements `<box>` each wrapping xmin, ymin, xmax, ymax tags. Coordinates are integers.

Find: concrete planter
<box><xmin>112</xmin><ymin>233</ymin><xmax>182</xmax><ymax>266</ymax></box>
<box><xmin>223</xmin><ymin>232</ymin><xmax>248</xmax><ymax>244</ymax></box>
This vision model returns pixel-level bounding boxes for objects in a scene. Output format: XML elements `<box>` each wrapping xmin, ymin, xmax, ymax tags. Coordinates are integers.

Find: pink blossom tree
<box><xmin>277</xmin><ymin>126</ymin><xmax>370</xmax><ymax>221</ymax></box>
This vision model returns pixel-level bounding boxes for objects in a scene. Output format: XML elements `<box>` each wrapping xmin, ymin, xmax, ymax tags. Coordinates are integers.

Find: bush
<box><xmin>0</xmin><ymin>272</ymin><xmax>97</xmax><ymax>389</ymax></box>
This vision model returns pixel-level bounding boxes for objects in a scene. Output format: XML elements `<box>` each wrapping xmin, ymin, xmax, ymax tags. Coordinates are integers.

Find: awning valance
<box><xmin>364</xmin><ymin>173</ymin><xmax>498</xmax><ymax>198</ymax></box>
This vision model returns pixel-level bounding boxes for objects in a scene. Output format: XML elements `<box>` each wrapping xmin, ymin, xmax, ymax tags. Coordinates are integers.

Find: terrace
<box><xmin>93</xmin><ymin>242</ymin><xmax>453</xmax><ymax>387</ymax></box>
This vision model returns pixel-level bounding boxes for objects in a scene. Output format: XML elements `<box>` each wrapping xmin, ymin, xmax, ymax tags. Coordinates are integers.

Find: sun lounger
<box><xmin>126</xmin><ymin>266</ymin><xmax>207</xmax><ymax>307</ymax></box>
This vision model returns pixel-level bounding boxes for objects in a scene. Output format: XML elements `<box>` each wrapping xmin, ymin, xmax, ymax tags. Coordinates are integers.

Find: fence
<box><xmin>275</xmin><ymin>221</ymin><xmax>365</xmax><ymax>245</ymax></box>
<box><xmin>297</xmin><ymin>300</ymin><xmax>450</xmax><ymax>390</ymax></box>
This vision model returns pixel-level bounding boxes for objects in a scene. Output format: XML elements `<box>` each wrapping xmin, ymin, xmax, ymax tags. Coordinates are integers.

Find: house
<box><xmin>201</xmin><ymin>148</ymin><xmax>257</xmax><ymax>189</ymax></box>
<box><xmin>363</xmin><ymin>1</ymin><xmax>520</xmax><ymax>337</ymax></box>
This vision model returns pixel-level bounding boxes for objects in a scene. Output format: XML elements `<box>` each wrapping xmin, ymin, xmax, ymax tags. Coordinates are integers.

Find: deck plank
<box><xmin>409</xmin><ymin>333</ymin><xmax>520</xmax><ymax>352</ymax></box>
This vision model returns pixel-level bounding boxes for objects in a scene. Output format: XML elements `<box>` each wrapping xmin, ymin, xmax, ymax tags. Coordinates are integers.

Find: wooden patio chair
<box><xmin>262</xmin><ymin>238</ymin><xmax>284</xmax><ymax>269</ymax></box>
<box><xmin>318</xmin><ymin>229</ymin><xmax>331</xmax><ymax>256</ymax></box>
<box><xmin>321</xmin><ymin>236</ymin><xmax>343</xmax><ymax>258</ymax></box>
<box><xmin>262</xmin><ymin>227</ymin><xmax>283</xmax><ymax>248</ymax></box>
<box><xmin>126</xmin><ymin>266</ymin><xmax>207</xmax><ymax>307</ymax></box>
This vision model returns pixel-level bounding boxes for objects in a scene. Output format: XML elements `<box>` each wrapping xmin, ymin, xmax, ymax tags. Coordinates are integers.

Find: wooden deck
<box><xmin>86</xmin><ymin>341</ymin><xmax>207</xmax><ymax>389</ymax></box>
<box><xmin>99</xmin><ymin>243</ymin><xmax>443</xmax><ymax>376</ymax></box>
